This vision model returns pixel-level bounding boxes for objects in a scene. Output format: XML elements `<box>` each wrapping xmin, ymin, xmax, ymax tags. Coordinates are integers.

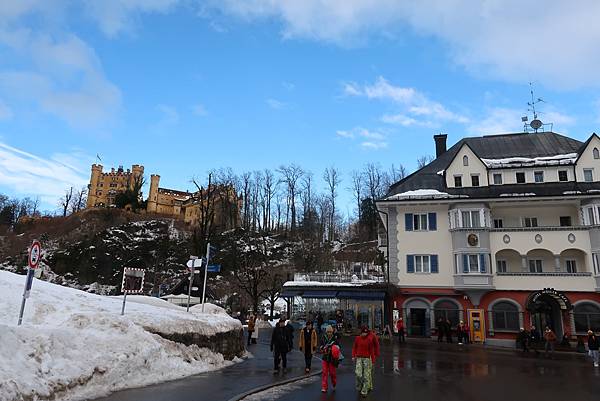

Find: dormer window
<box><xmin>594</xmin><ymin>148</ymin><xmax>600</xmax><ymax>159</ymax></box>
<box><xmin>463</xmin><ymin>155</ymin><xmax>469</xmax><ymax>166</ymax></box>
<box><xmin>516</xmin><ymin>172</ymin><xmax>526</xmax><ymax>183</ymax></box>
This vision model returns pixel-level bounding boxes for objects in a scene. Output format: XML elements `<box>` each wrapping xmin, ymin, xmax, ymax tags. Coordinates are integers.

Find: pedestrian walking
<box><xmin>270</xmin><ymin>318</ymin><xmax>290</xmax><ymax>373</ymax></box>
<box><xmin>247</xmin><ymin>314</ymin><xmax>256</xmax><ymax>346</ymax></box>
<box><xmin>530</xmin><ymin>325</ymin><xmax>541</xmax><ymax>355</ymax></box>
<box><xmin>319</xmin><ymin>326</ymin><xmax>339</xmax><ymax>393</ymax></box>
<box><xmin>457</xmin><ymin>321</ymin><xmax>466</xmax><ymax>345</ymax></box>
<box><xmin>544</xmin><ymin>326</ymin><xmax>557</xmax><ymax>356</ymax></box>
<box><xmin>251</xmin><ymin>316</ymin><xmax>259</xmax><ymax>344</ymax></box>
<box><xmin>445</xmin><ymin>318</ymin><xmax>453</xmax><ymax>343</ymax></box>
<box><xmin>353</xmin><ymin>326</ymin><xmax>376</xmax><ymax>397</ymax></box>
<box><xmin>285</xmin><ymin>319</ymin><xmax>295</xmax><ymax>351</ymax></box>
<box><xmin>299</xmin><ymin>321</ymin><xmax>318</xmax><ymax>373</ymax></box>
<box><xmin>587</xmin><ymin>330</ymin><xmax>600</xmax><ymax>367</ymax></box>
<box><xmin>436</xmin><ymin>317</ymin><xmax>444</xmax><ymax>342</ymax></box>
<box><xmin>367</xmin><ymin>328</ymin><xmax>380</xmax><ymax>394</ymax></box>
<box><xmin>396</xmin><ymin>318</ymin><xmax>406</xmax><ymax>343</ymax></box>
<box><xmin>517</xmin><ymin>328</ymin><xmax>530</xmax><ymax>352</ymax></box>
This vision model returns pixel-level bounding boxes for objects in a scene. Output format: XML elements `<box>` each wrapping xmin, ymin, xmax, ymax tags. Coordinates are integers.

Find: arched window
<box><xmin>463</xmin><ymin>155</ymin><xmax>469</xmax><ymax>166</ymax></box>
<box><xmin>574</xmin><ymin>303</ymin><xmax>600</xmax><ymax>333</ymax></box>
<box><xmin>491</xmin><ymin>301</ymin><xmax>519</xmax><ymax>331</ymax></box>
<box><xmin>434</xmin><ymin>300</ymin><xmax>460</xmax><ymax>328</ymax></box>
<box><xmin>594</xmin><ymin>148</ymin><xmax>600</xmax><ymax>159</ymax></box>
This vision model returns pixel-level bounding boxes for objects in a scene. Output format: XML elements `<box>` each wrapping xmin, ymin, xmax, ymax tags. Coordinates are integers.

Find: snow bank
<box><xmin>0</xmin><ymin>271</ymin><xmax>241</xmax><ymax>401</ymax></box>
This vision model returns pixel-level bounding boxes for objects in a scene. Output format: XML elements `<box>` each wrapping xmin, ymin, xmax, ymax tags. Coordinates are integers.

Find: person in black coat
<box><xmin>271</xmin><ymin>318</ymin><xmax>290</xmax><ymax>373</ymax></box>
<box><xmin>530</xmin><ymin>325</ymin><xmax>541</xmax><ymax>355</ymax></box>
<box><xmin>436</xmin><ymin>318</ymin><xmax>444</xmax><ymax>342</ymax></box>
<box><xmin>285</xmin><ymin>320</ymin><xmax>295</xmax><ymax>351</ymax></box>
<box><xmin>517</xmin><ymin>328</ymin><xmax>530</xmax><ymax>352</ymax></box>
<box><xmin>445</xmin><ymin>318</ymin><xmax>453</xmax><ymax>343</ymax></box>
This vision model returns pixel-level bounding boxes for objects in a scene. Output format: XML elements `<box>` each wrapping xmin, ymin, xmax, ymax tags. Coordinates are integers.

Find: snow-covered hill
<box><xmin>0</xmin><ymin>271</ymin><xmax>242</xmax><ymax>401</ymax></box>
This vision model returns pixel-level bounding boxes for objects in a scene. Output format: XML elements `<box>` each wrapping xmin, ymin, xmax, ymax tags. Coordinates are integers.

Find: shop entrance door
<box><xmin>530</xmin><ymin>295</ymin><xmax>562</xmax><ymax>337</ymax></box>
<box><xmin>409</xmin><ymin>308</ymin><xmax>427</xmax><ymax>336</ymax></box>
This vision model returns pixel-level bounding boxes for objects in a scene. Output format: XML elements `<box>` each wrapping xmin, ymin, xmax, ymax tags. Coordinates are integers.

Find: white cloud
<box><xmin>210</xmin><ymin>1</ymin><xmax>600</xmax><ymax>88</ymax></box>
<box><xmin>267</xmin><ymin>98</ymin><xmax>286</xmax><ymax>109</ymax></box>
<box><xmin>468</xmin><ymin>106</ymin><xmax>575</xmax><ymax>135</ymax></box>
<box><xmin>0</xmin><ymin>31</ymin><xmax>121</xmax><ymax>128</ymax></box>
<box><xmin>336</xmin><ymin>130</ymin><xmax>354</xmax><ymax>139</ymax></box>
<box><xmin>192</xmin><ymin>103</ymin><xmax>208</xmax><ymax>116</ymax></box>
<box><xmin>282</xmin><ymin>81</ymin><xmax>295</xmax><ymax>91</ymax></box>
<box><xmin>156</xmin><ymin>104</ymin><xmax>179</xmax><ymax>125</ymax></box>
<box><xmin>0</xmin><ymin>141</ymin><xmax>90</xmax><ymax>206</ymax></box>
<box><xmin>360</xmin><ymin>141</ymin><xmax>387</xmax><ymax>150</ymax></box>
<box><xmin>348</xmin><ymin>76</ymin><xmax>468</xmax><ymax>126</ymax></box>
<box><xmin>336</xmin><ymin>127</ymin><xmax>387</xmax><ymax>150</ymax></box>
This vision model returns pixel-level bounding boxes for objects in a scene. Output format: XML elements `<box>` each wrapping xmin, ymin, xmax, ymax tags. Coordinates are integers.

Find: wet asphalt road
<box><xmin>94</xmin><ymin>333</ymin><xmax>600</xmax><ymax>401</ymax></box>
<box><xmin>275</xmin><ymin>338</ymin><xmax>600</xmax><ymax>401</ymax></box>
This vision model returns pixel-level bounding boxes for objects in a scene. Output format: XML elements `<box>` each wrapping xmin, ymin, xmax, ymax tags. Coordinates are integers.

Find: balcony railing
<box><xmin>293</xmin><ymin>272</ymin><xmax>385</xmax><ymax>283</ymax></box>
<box><xmin>496</xmin><ymin>272</ymin><xmax>592</xmax><ymax>277</ymax></box>
<box><xmin>490</xmin><ymin>226</ymin><xmax>589</xmax><ymax>232</ymax></box>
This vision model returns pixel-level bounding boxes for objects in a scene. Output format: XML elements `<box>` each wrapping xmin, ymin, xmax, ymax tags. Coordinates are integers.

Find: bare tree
<box><xmin>349</xmin><ymin>170</ymin><xmax>363</xmax><ymax>223</ymax></box>
<box><xmin>364</xmin><ymin>163</ymin><xmax>384</xmax><ymax>200</ymax></box>
<box><xmin>277</xmin><ymin>164</ymin><xmax>304</xmax><ymax>233</ymax></box>
<box><xmin>70</xmin><ymin>187</ymin><xmax>87</xmax><ymax>213</ymax></box>
<box><xmin>417</xmin><ymin>155</ymin><xmax>435</xmax><ymax>169</ymax></box>
<box><xmin>59</xmin><ymin>187</ymin><xmax>74</xmax><ymax>217</ymax></box>
<box><xmin>192</xmin><ymin>173</ymin><xmax>216</xmax><ymax>253</ymax></box>
<box><xmin>262</xmin><ymin>169</ymin><xmax>276</xmax><ymax>231</ymax></box>
<box><xmin>323</xmin><ymin>166</ymin><xmax>341</xmax><ymax>241</ymax></box>
<box><xmin>240</xmin><ymin>172</ymin><xmax>252</xmax><ymax>229</ymax></box>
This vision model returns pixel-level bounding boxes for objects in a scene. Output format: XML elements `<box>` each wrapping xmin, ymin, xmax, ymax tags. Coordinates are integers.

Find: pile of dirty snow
<box><xmin>0</xmin><ymin>271</ymin><xmax>242</xmax><ymax>401</ymax></box>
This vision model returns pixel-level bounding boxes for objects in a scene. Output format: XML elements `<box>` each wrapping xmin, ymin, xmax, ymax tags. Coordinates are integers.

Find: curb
<box><xmin>226</xmin><ymin>369</ymin><xmax>322</xmax><ymax>401</ymax></box>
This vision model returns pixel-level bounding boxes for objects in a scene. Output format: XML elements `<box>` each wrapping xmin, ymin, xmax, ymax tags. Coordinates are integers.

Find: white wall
<box><xmin>576</xmin><ymin>135</ymin><xmax>600</xmax><ymax>182</ymax></box>
<box><xmin>445</xmin><ymin>145</ymin><xmax>488</xmax><ymax>188</ymax></box>
<box><xmin>490</xmin><ymin>204</ymin><xmax>581</xmax><ymax>227</ymax></box>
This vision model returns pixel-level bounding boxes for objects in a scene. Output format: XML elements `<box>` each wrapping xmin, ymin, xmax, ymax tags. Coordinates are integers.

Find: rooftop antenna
<box><xmin>525</xmin><ymin>82</ymin><xmax>544</xmax><ymax>133</ymax></box>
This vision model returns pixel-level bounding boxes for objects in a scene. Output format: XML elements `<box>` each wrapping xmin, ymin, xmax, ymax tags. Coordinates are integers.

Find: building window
<box><xmin>492</xmin><ymin>302</ymin><xmax>520</xmax><ymax>331</ymax></box>
<box><xmin>496</xmin><ymin>260</ymin><xmax>507</xmax><ymax>273</ymax></box>
<box><xmin>528</xmin><ymin>259</ymin><xmax>543</xmax><ymax>273</ymax></box>
<box><xmin>467</xmin><ymin>254</ymin><xmax>480</xmax><ymax>272</ymax></box>
<box><xmin>434</xmin><ymin>301</ymin><xmax>460</xmax><ymax>329</ymax></box>
<box><xmin>559</xmin><ymin>216</ymin><xmax>572</xmax><ymax>227</ymax></box>
<box><xmin>414</xmin><ymin>255</ymin><xmax>431</xmax><ymax>273</ymax></box>
<box><xmin>493</xmin><ymin>218</ymin><xmax>503</xmax><ymax>229</ymax></box>
<box><xmin>493</xmin><ymin>173</ymin><xmax>502</xmax><ymax>185</ymax></box>
<box><xmin>461</xmin><ymin>210</ymin><xmax>482</xmax><ymax>228</ymax></box>
<box><xmin>463</xmin><ymin>155</ymin><xmax>469</xmax><ymax>166</ymax></box>
<box><xmin>594</xmin><ymin>148</ymin><xmax>600</xmax><ymax>159</ymax></box>
<box><xmin>413</xmin><ymin>214</ymin><xmax>428</xmax><ymax>231</ymax></box>
<box><xmin>594</xmin><ymin>253</ymin><xmax>600</xmax><ymax>275</ymax></box>
<box><xmin>573</xmin><ymin>303</ymin><xmax>600</xmax><ymax>333</ymax></box>
<box><xmin>516</xmin><ymin>172</ymin><xmax>526</xmax><ymax>183</ymax></box>
<box><xmin>471</xmin><ymin>174</ymin><xmax>480</xmax><ymax>187</ymax></box>
<box><xmin>534</xmin><ymin>171</ymin><xmax>544</xmax><ymax>183</ymax></box>
<box><xmin>566</xmin><ymin>260</ymin><xmax>577</xmax><ymax>273</ymax></box>
<box><xmin>584</xmin><ymin>169</ymin><xmax>594</xmax><ymax>182</ymax></box>
<box><xmin>454</xmin><ymin>175</ymin><xmax>463</xmax><ymax>187</ymax></box>
<box><xmin>558</xmin><ymin>170</ymin><xmax>568</xmax><ymax>182</ymax></box>
<box><xmin>523</xmin><ymin>217</ymin><xmax>538</xmax><ymax>228</ymax></box>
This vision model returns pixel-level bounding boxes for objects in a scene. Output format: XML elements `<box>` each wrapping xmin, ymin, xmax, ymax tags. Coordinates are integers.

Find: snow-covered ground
<box><xmin>0</xmin><ymin>271</ymin><xmax>242</xmax><ymax>401</ymax></box>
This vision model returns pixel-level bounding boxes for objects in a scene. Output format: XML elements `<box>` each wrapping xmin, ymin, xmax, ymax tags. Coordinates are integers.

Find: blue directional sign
<box><xmin>206</xmin><ymin>264</ymin><xmax>221</xmax><ymax>273</ymax></box>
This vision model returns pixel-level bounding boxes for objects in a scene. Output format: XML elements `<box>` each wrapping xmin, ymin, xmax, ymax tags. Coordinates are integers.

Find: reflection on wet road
<box><xmin>275</xmin><ymin>338</ymin><xmax>600</xmax><ymax>401</ymax></box>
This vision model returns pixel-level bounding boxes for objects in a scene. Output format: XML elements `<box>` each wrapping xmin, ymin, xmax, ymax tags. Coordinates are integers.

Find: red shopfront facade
<box><xmin>391</xmin><ymin>287</ymin><xmax>600</xmax><ymax>347</ymax></box>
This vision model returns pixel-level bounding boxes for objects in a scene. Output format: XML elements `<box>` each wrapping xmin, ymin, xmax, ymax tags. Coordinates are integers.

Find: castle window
<box><xmin>463</xmin><ymin>155</ymin><xmax>469</xmax><ymax>166</ymax></box>
<box><xmin>594</xmin><ymin>148</ymin><xmax>600</xmax><ymax>159</ymax></box>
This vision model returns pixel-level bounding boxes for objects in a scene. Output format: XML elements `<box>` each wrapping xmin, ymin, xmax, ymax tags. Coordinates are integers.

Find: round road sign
<box><xmin>28</xmin><ymin>240</ymin><xmax>41</xmax><ymax>269</ymax></box>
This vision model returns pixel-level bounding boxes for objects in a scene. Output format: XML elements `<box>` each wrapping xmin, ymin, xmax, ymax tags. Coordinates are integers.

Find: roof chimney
<box><xmin>434</xmin><ymin>134</ymin><xmax>447</xmax><ymax>158</ymax></box>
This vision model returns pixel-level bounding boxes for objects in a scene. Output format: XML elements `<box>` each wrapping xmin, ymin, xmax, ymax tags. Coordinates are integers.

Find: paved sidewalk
<box><xmin>95</xmin><ymin>329</ymin><xmax>310</xmax><ymax>401</ymax></box>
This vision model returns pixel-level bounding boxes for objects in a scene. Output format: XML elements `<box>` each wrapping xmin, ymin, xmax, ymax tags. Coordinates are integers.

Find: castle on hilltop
<box><xmin>86</xmin><ymin>164</ymin><xmax>240</xmax><ymax>230</ymax></box>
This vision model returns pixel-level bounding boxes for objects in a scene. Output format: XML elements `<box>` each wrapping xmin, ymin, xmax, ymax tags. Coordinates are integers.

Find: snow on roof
<box><xmin>283</xmin><ymin>280</ymin><xmax>378</xmax><ymax>287</ymax></box>
<box><xmin>385</xmin><ymin>189</ymin><xmax>464</xmax><ymax>200</ymax></box>
<box><xmin>0</xmin><ymin>270</ymin><xmax>240</xmax><ymax>401</ymax></box>
<box><xmin>481</xmin><ymin>153</ymin><xmax>577</xmax><ymax>168</ymax></box>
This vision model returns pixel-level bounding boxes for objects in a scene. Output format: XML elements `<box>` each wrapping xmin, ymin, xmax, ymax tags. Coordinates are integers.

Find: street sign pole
<box><xmin>201</xmin><ymin>242</ymin><xmax>210</xmax><ymax>313</ymax></box>
<box><xmin>121</xmin><ymin>293</ymin><xmax>127</xmax><ymax>316</ymax></box>
<box><xmin>18</xmin><ymin>240</ymin><xmax>41</xmax><ymax>325</ymax></box>
<box><xmin>186</xmin><ymin>256</ymin><xmax>198</xmax><ymax>312</ymax></box>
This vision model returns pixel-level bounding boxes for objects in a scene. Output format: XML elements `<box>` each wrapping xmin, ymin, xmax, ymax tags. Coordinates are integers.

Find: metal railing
<box><xmin>496</xmin><ymin>272</ymin><xmax>592</xmax><ymax>277</ymax></box>
<box><xmin>293</xmin><ymin>272</ymin><xmax>385</xmax><ymax>283</ymax></box>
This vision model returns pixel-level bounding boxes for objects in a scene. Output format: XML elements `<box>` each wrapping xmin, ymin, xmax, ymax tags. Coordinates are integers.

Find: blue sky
<box><xmin>1</xmin><ymin>1</ymin><xmax>600</xmax><ymax>215</ymax></box>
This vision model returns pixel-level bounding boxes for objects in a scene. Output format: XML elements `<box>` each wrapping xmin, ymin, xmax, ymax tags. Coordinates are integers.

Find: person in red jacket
<box><xmin>353</xmin><ymin>326</ymin><xmax>376</xmax><ymax>397</ymax></box>
<box><xmin>396</xmin><ymin>318</ymin><xmax>406</xmax><ymax>343</ymax></box>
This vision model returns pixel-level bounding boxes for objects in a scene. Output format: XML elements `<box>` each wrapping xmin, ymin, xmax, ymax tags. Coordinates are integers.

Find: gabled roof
<box><xmin>386</xmin><ymin>131</ymin><xmax>585</xmax><ymax>198</ymax></box>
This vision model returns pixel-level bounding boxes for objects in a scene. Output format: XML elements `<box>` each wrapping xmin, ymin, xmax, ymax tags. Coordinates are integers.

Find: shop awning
<box><xmin>301</xmin><ymin>290</ymin><xmax>338</xmax><ymax>299</ymax></box>
<box><xmin>337</xmin><ymin>291</ymin><xmax>386</xmax><ymax>300</ymax></box>
<box><xmin>280</xmin><ymin>289</ymin><xmax>302</xmax><ymax>298</ymax></box>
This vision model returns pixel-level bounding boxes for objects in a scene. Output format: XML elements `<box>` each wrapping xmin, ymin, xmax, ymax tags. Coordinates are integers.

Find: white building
<box><xmin>376</xmin><ymin>132</ymin><xmax>600</xmax><ymax>346</ymax></box>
